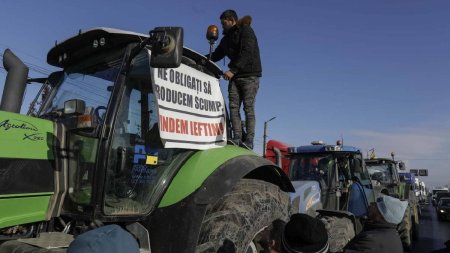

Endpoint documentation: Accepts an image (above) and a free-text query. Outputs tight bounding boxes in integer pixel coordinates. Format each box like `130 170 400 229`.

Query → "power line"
0 44 47 63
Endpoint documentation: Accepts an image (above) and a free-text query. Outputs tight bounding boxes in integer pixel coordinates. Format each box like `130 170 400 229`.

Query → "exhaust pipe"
1 49 29 113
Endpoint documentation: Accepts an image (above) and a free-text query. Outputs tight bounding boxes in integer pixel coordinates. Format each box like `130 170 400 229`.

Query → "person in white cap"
343 194 408 253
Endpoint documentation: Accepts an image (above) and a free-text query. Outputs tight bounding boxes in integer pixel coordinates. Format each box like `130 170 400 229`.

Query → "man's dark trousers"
228 76 260 147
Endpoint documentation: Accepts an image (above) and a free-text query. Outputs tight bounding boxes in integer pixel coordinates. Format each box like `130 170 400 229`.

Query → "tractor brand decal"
0 119 44 142
131 144 159 184
151 56 227 150
0 112 53 159
0 119 38 132
23 133 44 141
133 144 159 165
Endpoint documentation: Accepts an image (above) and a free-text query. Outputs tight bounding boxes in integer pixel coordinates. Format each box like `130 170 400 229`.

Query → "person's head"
282 214 329 253
258 219 286 253
67 225 139 253
220 9 238 32
369 194 408 224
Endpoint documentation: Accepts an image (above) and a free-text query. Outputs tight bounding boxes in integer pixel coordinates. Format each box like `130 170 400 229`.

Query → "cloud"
349 127 450 188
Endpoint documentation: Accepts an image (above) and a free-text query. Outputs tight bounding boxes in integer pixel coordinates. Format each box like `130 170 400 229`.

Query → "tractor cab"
365 158 402 197
287 141 374 216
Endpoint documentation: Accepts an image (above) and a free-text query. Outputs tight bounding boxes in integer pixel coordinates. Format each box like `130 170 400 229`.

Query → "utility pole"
263 116 276 157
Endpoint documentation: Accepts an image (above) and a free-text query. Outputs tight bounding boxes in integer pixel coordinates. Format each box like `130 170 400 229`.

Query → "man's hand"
223 70 235 80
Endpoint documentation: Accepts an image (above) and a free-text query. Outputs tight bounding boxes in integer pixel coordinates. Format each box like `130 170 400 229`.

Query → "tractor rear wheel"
195 178 291 253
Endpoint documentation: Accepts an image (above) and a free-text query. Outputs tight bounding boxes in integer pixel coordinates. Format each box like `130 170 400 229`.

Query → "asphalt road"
410 200 450 253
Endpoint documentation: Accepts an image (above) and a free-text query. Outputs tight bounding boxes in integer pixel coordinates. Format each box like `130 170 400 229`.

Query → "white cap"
376 194 408 224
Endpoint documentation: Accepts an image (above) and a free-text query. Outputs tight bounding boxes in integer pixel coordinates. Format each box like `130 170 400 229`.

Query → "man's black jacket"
209 16 262 78
343 221 403 253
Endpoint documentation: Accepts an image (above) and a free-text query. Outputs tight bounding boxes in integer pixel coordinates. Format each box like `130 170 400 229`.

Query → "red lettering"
194 122 199 136
179 119 188 134
168 117 175 132
160 115 168 132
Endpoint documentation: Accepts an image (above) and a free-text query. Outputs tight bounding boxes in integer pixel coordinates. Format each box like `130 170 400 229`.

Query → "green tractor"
0 27 294 253
365 153 419 251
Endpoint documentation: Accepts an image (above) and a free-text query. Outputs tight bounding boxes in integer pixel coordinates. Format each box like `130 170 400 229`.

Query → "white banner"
151 60 227 150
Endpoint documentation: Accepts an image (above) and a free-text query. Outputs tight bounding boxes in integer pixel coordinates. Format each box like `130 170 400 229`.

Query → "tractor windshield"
289 154 334 189
289 152 371 187
289 152 373 212
366 163 395 185
40 48 124 119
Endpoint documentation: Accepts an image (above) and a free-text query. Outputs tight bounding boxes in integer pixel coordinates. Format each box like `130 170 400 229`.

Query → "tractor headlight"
306 197 314 210
440 209 446 213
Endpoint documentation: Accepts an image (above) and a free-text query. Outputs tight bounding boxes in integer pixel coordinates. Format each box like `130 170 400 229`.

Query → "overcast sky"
1 0 449 188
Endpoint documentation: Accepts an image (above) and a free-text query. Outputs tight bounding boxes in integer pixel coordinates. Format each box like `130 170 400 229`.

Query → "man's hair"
258 220 285 253
220 9 238 21
271 220 285 252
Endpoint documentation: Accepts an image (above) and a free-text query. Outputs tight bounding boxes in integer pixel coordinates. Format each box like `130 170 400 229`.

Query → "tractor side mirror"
149 27 183 68
398 162 405 170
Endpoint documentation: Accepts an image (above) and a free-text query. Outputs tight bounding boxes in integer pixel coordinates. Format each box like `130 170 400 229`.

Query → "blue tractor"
267 140 375 252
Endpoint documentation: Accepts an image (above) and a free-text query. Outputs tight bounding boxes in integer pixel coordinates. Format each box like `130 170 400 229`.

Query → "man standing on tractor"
207 9 262 149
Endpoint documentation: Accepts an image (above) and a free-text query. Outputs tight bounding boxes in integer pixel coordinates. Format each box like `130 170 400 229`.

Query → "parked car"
436 197 450 221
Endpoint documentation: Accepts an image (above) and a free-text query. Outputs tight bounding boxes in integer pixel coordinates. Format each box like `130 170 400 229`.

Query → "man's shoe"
228 138 242 146
241 140 253 150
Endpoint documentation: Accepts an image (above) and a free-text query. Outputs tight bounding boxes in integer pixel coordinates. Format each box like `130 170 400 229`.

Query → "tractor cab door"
101 49 187 217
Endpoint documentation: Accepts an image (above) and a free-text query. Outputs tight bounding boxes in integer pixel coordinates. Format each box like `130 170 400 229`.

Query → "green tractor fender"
158 145 293 208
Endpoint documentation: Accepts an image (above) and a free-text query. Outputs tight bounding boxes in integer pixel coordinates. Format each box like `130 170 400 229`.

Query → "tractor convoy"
0 26 426 252
0 27 294 253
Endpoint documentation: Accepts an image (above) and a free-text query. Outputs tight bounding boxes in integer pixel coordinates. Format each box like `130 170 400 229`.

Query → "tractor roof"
365 158 396 164
47 27 221 77
288 144 360 154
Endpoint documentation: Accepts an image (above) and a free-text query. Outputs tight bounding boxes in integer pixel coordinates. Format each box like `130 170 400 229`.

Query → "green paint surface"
0 193 53 228
0 111 54 159
158 145 255 207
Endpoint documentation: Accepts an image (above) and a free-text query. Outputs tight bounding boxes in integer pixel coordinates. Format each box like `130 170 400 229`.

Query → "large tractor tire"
195 179 291 253
320 216 355 253
398 205 413 251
